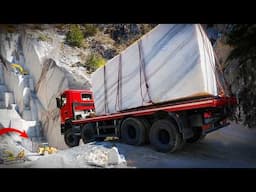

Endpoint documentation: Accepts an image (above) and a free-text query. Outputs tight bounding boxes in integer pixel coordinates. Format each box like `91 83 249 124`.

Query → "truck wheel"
81 124 96 144
121 118 147 145
149 119 183 152
186 127 205 143
64 129 80 147
141 119 151 144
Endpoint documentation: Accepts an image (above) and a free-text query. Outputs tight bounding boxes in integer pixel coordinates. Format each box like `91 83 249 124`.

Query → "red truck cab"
56 90 95 134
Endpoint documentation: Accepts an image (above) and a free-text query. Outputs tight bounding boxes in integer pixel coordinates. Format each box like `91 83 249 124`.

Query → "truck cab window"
82 93 92 101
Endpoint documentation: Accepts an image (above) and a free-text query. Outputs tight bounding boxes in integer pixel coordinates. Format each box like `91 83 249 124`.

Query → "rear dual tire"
149 119 184 152
121 117 184 152
121 118 148 146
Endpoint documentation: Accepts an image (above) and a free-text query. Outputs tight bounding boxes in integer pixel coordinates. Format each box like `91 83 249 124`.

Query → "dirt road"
121 123 256 168
1 123 256 168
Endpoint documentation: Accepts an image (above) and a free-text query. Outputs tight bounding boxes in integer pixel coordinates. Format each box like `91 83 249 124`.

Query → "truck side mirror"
56 97 62 108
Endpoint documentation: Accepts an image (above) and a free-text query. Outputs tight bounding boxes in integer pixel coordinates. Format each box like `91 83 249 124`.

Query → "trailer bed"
72 96 236 125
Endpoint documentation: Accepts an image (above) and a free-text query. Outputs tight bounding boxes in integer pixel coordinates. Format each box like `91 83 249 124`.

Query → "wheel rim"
127 125 136 139
67 133 75 145
158 129 170 144
149 119 182 152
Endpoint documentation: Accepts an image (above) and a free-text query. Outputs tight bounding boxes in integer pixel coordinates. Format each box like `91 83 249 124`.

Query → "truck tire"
64 129 80 147
186 127 206 143
141 119 151 144
149 119 183 152
81 123 96 144
121 118 147 146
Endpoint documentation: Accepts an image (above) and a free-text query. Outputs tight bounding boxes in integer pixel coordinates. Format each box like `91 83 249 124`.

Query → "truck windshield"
81 93 92 100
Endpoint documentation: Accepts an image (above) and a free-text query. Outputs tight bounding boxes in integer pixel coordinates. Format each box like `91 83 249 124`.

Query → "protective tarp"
92 24 222 115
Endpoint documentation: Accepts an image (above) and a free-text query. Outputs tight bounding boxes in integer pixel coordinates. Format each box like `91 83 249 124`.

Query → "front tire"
64 129 80 147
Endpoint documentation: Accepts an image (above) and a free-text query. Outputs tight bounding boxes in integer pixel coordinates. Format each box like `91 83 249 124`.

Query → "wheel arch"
153 110 184 136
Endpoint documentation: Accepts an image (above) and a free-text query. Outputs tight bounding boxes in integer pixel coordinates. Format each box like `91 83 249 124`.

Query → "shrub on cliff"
66 25 84 47
84 53 106 73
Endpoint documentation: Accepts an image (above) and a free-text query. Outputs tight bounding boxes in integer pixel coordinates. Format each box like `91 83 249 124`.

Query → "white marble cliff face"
0 29 91 149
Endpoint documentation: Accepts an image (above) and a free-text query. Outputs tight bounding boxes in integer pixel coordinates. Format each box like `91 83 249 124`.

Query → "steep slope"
0 27 91 149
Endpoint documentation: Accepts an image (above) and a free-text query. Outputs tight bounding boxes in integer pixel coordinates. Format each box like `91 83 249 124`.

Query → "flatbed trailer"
57 91 237 152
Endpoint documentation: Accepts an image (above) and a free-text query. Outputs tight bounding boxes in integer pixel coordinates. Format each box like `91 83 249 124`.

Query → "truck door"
60 93 70 121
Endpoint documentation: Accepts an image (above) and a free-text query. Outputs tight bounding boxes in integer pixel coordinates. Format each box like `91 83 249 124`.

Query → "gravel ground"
1 123 256 168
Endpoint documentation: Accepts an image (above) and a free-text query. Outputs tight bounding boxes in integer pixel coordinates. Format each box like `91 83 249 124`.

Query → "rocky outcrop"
209 24 256 128
0 27 91 149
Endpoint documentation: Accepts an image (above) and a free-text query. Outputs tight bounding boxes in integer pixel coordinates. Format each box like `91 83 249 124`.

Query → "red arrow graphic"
0 128 29 139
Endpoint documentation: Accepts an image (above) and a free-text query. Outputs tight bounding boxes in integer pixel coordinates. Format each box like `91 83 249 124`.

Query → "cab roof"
62 89 92 94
